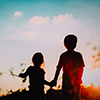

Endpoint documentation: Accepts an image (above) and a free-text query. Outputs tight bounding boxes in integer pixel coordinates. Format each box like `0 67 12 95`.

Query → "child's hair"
32 52 44 66
64 34 77 50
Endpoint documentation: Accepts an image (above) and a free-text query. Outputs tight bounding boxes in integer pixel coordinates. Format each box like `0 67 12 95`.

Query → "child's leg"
62 73 73 100
62 88 73 100
29 90 40 100
73 84 81 100
40 90 45 100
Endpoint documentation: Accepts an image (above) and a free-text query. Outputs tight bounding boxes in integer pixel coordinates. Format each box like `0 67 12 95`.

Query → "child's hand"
50 80 57 87
18 73 23 77
48 82 51 87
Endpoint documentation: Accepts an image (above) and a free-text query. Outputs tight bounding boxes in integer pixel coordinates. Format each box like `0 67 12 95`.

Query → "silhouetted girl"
19 52 50 100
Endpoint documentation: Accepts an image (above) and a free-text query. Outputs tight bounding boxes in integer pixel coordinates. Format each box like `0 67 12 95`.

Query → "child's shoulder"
27 66 45 73
74 51 83 56
40 68 45 74
60 51 68 58
26 66 33 71
28 66 33 69
60 50 82 57
60 51 67 56
59 51 69 59
34 66 45 74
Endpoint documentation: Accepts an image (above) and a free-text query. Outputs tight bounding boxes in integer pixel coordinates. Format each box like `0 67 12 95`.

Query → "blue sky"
0 0 100 93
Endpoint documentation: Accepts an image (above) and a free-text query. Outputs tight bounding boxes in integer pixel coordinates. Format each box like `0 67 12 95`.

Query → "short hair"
32 52 44 66
64 34 77 50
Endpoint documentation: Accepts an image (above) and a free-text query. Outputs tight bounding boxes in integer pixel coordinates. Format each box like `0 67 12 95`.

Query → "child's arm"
50 55 63 87
18 73 27 78
54 67 61 82
50 67 61 87
18 67 30 78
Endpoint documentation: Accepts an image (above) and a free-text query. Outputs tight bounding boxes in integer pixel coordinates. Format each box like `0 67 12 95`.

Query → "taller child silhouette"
19 52 50 100
50 34 85 100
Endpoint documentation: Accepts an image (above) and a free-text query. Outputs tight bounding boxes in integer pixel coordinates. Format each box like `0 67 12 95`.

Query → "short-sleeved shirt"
57 50 85 84
24 66 45 91
57 54 73 74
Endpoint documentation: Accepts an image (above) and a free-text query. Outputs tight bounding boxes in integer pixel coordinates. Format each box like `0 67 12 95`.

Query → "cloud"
22 13 81 37
29 14 73 25
51 13 73 24
29 16 50 25
6 13 93 43
14 11 22 16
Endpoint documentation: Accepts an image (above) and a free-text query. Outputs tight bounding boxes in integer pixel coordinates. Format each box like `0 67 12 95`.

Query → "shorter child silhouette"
19 52 50 100
50 34 85 100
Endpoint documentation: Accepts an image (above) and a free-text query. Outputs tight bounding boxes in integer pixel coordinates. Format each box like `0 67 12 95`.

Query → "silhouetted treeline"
1 85 100 100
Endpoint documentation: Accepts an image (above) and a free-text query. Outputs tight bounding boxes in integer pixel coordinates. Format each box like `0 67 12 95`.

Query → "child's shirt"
56 50 85 84
21 66 45 91
57 54 73 74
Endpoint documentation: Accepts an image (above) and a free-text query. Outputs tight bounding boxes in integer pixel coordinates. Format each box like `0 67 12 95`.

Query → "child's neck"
34 65 40 68
68 49 74 52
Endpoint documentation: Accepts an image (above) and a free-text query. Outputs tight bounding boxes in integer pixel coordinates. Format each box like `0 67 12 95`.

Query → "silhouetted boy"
19 52 50 100
50 34 85 100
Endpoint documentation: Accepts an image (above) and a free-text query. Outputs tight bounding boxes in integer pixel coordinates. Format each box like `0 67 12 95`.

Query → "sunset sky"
0 0 100 94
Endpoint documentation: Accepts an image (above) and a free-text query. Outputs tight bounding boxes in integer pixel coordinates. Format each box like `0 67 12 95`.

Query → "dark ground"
0 85 100 100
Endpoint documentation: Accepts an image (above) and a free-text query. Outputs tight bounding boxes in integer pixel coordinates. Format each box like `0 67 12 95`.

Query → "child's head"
64 34 77 50
32 52 44 66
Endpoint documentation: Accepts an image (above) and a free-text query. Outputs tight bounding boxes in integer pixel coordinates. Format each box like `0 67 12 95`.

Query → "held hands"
50 79 57 87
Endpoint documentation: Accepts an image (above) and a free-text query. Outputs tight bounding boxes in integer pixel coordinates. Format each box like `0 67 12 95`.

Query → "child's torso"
28 66 45 90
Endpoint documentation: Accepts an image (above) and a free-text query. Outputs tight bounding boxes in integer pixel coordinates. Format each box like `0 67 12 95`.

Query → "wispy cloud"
51 13 73 24
22 13 80 37
4 13 97 44
14 11 22 17
29 16 50 25
28 14 73 25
